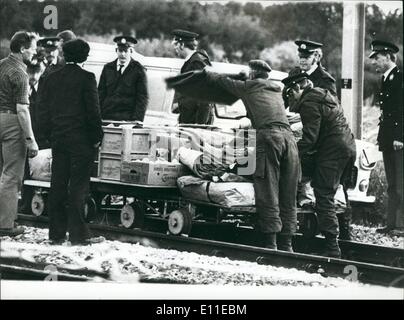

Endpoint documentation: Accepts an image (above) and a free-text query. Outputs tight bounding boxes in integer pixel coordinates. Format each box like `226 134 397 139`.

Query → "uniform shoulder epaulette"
130 59 146 70
320 68 336 82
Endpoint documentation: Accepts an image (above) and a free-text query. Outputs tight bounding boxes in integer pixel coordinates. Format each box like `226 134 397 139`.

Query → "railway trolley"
22 177 319 238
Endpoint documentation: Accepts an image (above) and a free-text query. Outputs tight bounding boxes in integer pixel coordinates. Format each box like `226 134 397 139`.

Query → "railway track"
6 213 404 287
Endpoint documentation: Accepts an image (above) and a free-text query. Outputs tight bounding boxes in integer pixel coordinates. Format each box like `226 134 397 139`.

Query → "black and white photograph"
0 0 403 304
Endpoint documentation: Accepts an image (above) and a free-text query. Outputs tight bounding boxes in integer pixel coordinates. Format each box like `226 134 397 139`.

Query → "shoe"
70 236 105 246
0 226 25 237
277 234 294 252
323 232 341 258
263 232 277 250
376 227 393 234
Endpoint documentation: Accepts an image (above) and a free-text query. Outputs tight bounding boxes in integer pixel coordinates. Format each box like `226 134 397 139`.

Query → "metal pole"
341 1 365 139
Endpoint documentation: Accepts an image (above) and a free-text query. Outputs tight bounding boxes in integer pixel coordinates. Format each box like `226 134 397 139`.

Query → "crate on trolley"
98 125 159 181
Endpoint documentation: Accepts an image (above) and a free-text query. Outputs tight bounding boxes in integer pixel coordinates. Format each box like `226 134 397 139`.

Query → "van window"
146 67 177 113
216 100 247 119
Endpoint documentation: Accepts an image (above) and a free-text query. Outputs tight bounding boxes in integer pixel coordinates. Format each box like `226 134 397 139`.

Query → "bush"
0 38 10 59
362 104 387 224
367 160 388 224
259 41 298 72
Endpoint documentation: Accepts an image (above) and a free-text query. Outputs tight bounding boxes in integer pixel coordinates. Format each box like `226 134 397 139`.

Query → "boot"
323 232 341 258
263 232 277 250
277 234 293 252
338 209 352 241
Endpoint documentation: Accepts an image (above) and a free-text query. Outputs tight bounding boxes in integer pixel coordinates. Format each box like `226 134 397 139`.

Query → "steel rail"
0 263 95 282
14 214 404 287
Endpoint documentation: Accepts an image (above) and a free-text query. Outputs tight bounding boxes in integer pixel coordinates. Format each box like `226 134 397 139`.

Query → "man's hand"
26 139 39 158
393 140 403 151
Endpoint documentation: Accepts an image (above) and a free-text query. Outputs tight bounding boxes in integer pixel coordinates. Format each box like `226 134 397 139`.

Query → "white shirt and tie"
117 60 130 74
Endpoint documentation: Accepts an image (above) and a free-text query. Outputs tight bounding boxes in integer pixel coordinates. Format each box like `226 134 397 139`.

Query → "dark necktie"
30 85 37 100
118 64 124 75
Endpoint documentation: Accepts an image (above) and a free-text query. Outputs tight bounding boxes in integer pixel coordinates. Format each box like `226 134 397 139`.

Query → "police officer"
172 29 214 124
37 37 64 83
292 40 337 96
369 40 403 236
98 36 148 121
204 60 300 251
285 40 354 239
283 73 356 257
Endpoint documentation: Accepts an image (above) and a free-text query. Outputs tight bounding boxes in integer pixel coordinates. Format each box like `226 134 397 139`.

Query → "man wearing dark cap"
37 39 104 245
37 37 64 82
285 40 352 238
98 36 148 121
285 40 337 103
172 29 215 124
283 73 356 257
369 40 403 236
202 60 300 251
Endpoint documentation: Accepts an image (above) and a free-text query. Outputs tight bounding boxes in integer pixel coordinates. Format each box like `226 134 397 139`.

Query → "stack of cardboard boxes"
98 124 189 186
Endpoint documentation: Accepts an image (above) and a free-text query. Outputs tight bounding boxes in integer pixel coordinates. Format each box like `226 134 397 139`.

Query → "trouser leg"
254 131 283 234
20 155 33 212
383 150 404 228
48 145 69 240
278 134 300 235
0 117 26 228
67 144 94 242
312 158 349 236
195 104 213 125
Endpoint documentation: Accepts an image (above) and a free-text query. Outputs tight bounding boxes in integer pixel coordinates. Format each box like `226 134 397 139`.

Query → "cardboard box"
98 154 122 181
101 126 124 155
120 160 187 186
98 152 152 181
122 127 156 155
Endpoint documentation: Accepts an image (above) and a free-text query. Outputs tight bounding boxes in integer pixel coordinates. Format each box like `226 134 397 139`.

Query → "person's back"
298 87 355 160
39 64 101 144
239 78 290 130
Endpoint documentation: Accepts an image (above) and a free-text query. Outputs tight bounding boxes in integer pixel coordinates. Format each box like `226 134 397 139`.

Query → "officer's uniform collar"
383 64 397 82
184 50 197 63
306 63 318 75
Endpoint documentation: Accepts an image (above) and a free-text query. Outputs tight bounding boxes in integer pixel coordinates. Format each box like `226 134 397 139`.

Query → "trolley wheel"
302 211 319 238
168 209 192 235
120 202 145 229
31 193 47 216
83 196 97 222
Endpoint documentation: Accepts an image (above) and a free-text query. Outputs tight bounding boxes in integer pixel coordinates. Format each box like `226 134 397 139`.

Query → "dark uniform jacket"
205 72 290 130
283 64 337 107
29 84 50 149
38 57 65 87
307 64 337 96
176 50 214 124
37 64 103 146
292 87 356 162
377 66 403 151
98 58 148 121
